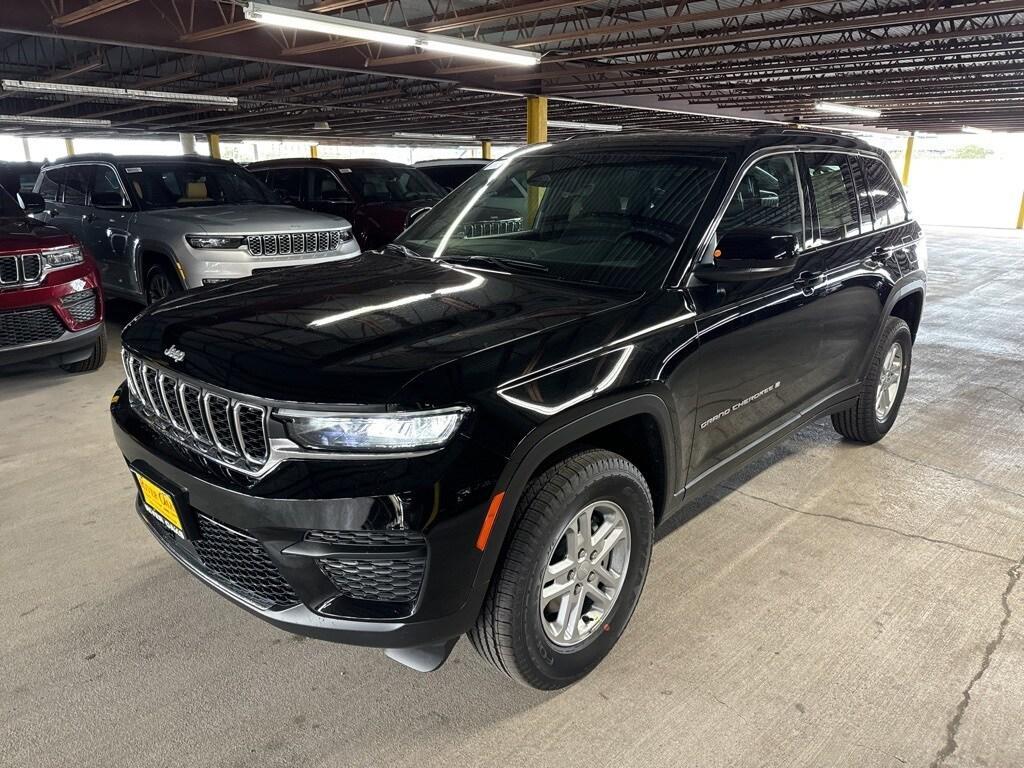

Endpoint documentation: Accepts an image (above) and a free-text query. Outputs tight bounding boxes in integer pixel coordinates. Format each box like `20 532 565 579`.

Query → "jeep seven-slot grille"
0 307 65 349
0 253 43 286
122 350 270 473
246 230 344 257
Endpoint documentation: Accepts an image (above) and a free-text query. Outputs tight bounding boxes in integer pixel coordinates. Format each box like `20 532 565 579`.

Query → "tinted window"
128 163 273 209
0 187 23 218
61 166 91 205
805 153 860 243
719 154 802 237
17 172 37 193
850 157 874 234
420 165 481 191
309 168 352 202
399 151 722 291
345 166 442 204
37 170 59 202
863 157 907 229
265 167 304 201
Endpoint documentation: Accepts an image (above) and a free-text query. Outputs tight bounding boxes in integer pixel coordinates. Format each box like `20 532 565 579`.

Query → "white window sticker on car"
125 167 142 173
336 168 351 174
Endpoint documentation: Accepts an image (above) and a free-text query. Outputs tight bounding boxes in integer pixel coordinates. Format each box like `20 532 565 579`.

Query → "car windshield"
127 162 274 210
397 149 723 291
345 166 443 204
0 187 24 218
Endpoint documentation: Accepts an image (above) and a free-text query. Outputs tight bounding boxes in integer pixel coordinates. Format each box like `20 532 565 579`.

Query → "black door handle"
794 270 824 294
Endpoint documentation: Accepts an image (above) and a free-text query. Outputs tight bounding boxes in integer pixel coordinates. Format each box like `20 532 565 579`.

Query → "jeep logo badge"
164 345 185 363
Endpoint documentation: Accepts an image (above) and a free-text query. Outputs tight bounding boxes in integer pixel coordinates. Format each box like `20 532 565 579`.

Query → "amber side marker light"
475 492 505 551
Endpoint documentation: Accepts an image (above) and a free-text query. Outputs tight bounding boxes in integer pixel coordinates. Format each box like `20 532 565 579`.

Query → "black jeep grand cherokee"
111 130 925 689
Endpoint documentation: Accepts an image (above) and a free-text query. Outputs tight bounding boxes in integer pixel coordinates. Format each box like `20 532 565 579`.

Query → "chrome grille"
245 230 346 257
463 218 523 239
0 253 44 287
122 351 269 473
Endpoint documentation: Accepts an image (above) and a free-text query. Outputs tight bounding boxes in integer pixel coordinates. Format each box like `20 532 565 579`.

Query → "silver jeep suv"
34 154 359 304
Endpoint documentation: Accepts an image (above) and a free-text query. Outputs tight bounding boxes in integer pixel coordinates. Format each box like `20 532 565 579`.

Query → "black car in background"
249 158 444 249
0 161 41 198
415 158 490 191
112 129 925 689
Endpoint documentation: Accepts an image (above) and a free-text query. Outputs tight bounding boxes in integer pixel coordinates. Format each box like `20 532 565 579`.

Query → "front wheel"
469 449 654 689
831 316 913 443
144 262 183 305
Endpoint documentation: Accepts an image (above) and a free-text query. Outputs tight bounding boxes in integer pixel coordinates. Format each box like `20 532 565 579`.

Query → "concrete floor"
1 227 1022 768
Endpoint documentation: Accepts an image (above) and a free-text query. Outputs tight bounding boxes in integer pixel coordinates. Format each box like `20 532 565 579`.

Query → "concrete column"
526 96 548 144
21 137 31 162
310 144 319 158
481 139 492 160
179 132 196 154
206 133 221 159
64 138 75 157
901 133 915 187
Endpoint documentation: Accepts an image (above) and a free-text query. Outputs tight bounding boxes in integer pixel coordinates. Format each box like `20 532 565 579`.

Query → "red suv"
0 188 105 373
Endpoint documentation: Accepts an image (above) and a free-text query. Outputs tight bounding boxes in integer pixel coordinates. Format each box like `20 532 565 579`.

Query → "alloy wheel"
539 500 631 647
875 341 904 421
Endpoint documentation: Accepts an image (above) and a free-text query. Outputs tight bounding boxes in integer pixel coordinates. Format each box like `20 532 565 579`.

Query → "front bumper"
181 242 361 288
111 384 495 649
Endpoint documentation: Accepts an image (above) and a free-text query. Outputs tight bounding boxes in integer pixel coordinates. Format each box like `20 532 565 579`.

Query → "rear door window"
309 168 353 202
804 153 860 243
862 157 908 229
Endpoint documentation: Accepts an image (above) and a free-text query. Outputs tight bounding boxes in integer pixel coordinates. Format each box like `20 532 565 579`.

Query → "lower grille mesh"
317 557 425 603
61 289 98 323
0 307 64 349
192 514 298 609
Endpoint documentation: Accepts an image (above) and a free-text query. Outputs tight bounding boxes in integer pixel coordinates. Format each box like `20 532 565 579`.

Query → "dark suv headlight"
277 407 469 452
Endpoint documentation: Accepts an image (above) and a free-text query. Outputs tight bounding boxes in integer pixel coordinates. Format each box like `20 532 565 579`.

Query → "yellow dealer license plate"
134 472 185 537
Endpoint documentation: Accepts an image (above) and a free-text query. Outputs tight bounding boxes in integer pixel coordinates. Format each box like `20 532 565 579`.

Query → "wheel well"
140 250 181 288
534 414 669 524
890 291 923 341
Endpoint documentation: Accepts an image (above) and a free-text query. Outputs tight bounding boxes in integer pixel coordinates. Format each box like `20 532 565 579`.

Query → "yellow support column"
207 133 221 159
901 133 915 186
64 138 75 157
526 96 548 144
1016 190 1024 230
481 139 492 160
310 144 319 158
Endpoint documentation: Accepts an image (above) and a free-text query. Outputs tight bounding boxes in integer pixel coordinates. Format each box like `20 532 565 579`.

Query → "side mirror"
17 191 45 214
406 206 432 227
693 229 799 282
91 190 129 209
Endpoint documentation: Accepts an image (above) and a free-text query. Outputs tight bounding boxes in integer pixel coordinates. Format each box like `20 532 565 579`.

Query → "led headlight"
280 407 469 452
185 234 245 249
42 245 84 269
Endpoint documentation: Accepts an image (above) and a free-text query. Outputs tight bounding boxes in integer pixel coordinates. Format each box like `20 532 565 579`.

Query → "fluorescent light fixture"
961 125 992 134
0 114 112 127
393 132 478 141
244 2 541 66
313 121 330 130
1 79 237 107
549 119 622 132
814 101 882 119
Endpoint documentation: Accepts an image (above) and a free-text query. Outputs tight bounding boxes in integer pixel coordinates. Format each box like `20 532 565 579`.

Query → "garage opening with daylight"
0 2 1021 767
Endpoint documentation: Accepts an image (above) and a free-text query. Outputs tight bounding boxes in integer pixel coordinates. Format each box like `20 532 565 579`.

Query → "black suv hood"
121 252 631 403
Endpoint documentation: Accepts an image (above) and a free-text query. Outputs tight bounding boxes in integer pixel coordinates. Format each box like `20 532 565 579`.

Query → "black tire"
469 448 655 689
144 261 183 305
60 332 106 373
831 316 912 443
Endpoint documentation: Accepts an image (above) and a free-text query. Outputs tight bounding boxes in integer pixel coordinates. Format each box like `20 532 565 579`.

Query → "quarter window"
863 157 908 229
718 154 803 238
805 153 860 243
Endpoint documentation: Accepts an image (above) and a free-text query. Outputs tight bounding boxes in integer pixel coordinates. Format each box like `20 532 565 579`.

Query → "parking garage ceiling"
0 0 1021 141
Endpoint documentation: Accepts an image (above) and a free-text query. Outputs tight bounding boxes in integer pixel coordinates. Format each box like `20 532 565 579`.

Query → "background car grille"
60 289 99 324
0 307 65 349
246 230 345 256
317 557 425 604
463 218 523 239
0 253 43 286
122 351 270 474
305 529 425 547
191 514 298 610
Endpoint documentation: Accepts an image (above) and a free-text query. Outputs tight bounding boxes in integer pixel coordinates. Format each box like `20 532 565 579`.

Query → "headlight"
280 407 469 452
185 235 245 249
43 245 83 269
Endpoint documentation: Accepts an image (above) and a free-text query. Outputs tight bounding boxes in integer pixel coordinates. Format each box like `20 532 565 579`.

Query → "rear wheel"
144 261 183 305
469 449 654 689
831 316 912 443
60 333 106 373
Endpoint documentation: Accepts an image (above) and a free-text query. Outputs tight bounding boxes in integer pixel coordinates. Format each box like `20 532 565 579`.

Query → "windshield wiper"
384 242 427 259
441 254 549 274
